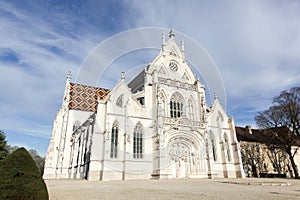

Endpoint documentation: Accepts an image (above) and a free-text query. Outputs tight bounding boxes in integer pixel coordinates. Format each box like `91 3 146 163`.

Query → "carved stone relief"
116 94 124 108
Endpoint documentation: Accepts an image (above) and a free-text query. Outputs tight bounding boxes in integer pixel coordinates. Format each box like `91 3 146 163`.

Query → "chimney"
245 125 252 134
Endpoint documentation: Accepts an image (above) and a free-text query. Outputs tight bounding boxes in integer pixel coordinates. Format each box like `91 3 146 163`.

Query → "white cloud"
0 2 105 139
1 0 300 153
128 0 300 124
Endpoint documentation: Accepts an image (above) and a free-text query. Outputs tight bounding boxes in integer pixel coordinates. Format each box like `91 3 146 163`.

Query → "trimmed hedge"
0 147 48 199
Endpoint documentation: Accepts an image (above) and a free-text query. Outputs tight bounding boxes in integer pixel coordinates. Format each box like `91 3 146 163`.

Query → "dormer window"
137 97 145 105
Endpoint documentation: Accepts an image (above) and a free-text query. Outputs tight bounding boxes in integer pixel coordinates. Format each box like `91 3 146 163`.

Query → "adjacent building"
236 126 300 178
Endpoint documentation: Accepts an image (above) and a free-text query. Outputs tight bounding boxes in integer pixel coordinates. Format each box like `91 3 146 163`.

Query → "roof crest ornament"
214 92 218 100
162 32 166 51
181 40 185 61
67 70 71 81
169 29 175 39
121 71 125 80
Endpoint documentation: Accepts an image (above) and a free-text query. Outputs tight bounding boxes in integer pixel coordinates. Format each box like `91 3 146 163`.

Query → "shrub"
0 147 48 199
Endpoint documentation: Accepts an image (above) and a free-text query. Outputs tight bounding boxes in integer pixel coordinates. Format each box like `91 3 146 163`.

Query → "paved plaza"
46 178 300 200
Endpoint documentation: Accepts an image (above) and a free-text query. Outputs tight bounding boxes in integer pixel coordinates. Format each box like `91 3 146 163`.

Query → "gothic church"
44 30 245 180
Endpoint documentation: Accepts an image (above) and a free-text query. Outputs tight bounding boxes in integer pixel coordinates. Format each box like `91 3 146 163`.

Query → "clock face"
169 61 178 72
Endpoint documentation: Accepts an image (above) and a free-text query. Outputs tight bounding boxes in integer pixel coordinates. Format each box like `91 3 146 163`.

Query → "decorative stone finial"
169 29 175 39
214 92 218 100
181 40 184 51
181 40 185 61
121 72 125 80
162 32 166 51
67 70 71 81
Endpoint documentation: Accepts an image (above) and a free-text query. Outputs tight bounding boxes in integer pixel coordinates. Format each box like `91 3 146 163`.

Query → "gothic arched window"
73 120 81 131
211 133 217 162
110 122 119 158
224 133 231 162
170 92 184 118
133 122 143 159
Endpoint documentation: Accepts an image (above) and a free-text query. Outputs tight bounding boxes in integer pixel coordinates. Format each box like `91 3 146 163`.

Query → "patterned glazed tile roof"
69 83 110 112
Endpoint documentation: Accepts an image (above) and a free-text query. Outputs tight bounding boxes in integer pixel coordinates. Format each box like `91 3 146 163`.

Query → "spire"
214 92 218 100
181 40 184 52
62 70 71 110
181 40 185 61
66 70 71 82
169 29 175 39
121 71 125 80
162 32 166 51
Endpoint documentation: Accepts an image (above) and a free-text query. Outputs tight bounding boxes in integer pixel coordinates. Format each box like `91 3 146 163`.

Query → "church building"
43 30 245 181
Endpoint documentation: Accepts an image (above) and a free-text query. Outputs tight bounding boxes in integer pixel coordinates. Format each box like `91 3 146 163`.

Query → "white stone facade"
44 31 245 180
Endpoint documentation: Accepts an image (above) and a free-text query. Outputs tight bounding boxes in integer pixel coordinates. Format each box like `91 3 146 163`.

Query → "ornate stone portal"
163 132 206 179
169 140 190 178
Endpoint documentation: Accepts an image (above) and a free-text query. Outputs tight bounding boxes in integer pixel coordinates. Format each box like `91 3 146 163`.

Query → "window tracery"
110 121 119 158
210 133 217 162
170 92 184 118
133 122 143 159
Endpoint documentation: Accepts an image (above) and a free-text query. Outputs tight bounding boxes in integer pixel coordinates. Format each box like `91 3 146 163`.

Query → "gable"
146 36 196 84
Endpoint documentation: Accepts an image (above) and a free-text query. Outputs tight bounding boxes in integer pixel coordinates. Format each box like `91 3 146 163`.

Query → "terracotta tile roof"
235 126 300 146
68 83 110 112
235 126 270 143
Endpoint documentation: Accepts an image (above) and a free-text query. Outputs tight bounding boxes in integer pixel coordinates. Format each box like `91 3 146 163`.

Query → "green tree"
255 87 300 179
7 145 45 175
0 130 9 160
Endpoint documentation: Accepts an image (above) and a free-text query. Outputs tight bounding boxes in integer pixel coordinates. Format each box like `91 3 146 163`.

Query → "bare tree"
255 87 300 179
7 145 19 154
266 145 288 174
240 142 267 177
29 149 45 175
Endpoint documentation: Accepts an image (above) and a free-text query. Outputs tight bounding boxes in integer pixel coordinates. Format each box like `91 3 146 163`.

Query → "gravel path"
45 178 300 200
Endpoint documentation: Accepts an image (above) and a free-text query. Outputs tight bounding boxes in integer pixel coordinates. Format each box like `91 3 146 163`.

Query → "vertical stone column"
228 118 245 178
205 138 213 179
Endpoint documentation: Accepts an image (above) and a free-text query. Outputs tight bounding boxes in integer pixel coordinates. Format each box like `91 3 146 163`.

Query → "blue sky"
1 0 300 156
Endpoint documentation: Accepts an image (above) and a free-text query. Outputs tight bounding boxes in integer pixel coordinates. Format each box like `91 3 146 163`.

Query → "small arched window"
170 92 184 118
110 122 119 158
133 122 143 159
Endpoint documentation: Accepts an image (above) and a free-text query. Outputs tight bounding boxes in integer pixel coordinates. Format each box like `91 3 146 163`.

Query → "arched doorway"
167 136 201 179
169 142 190 178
